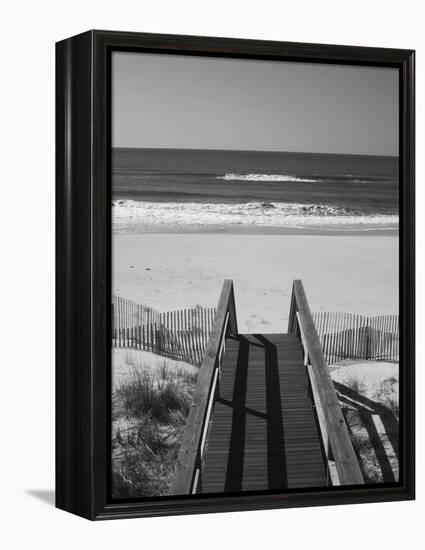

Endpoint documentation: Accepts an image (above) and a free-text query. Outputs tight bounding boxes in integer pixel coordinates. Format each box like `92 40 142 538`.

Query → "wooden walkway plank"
201 333 328 493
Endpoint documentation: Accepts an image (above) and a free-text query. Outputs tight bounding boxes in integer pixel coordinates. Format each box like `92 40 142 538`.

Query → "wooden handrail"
170 280 238 495
288 280 364 486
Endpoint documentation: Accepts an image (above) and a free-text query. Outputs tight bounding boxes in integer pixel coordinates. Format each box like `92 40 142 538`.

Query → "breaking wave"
217 173 319 183
112 200 399 233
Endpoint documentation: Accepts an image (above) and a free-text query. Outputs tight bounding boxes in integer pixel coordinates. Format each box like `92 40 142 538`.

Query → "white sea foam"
217 173 319 183
112 200 399 233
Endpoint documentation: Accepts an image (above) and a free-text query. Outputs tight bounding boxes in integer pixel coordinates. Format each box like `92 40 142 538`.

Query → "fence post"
366 324 371 360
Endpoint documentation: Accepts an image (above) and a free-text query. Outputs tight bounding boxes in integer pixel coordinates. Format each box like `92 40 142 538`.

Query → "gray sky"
112 52 399 156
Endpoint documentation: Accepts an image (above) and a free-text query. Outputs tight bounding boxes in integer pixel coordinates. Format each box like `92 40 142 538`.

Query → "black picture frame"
56 29 415 520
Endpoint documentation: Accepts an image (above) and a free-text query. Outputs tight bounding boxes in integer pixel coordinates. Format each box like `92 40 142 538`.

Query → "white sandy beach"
112 233 398 333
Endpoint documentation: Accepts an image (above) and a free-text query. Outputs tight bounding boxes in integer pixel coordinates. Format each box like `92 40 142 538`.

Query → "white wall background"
0 0 422 547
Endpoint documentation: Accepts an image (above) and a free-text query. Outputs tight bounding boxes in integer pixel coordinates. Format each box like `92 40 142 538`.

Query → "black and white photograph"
1 0 420 543
110 52 400 498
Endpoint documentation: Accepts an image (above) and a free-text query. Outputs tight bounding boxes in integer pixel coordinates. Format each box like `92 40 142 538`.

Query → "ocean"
112 148 399 233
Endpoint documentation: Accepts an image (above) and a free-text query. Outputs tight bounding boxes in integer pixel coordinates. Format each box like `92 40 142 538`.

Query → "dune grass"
112 358 197 498
336 372 399 484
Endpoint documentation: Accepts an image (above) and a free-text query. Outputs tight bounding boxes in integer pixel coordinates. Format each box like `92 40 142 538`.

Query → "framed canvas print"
56 30 415 520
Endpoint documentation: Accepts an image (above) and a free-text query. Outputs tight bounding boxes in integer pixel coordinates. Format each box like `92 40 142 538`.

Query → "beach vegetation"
336 371 399 484
112 358 197 498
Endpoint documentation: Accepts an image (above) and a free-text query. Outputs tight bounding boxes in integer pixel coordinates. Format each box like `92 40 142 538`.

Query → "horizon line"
111 145 399 158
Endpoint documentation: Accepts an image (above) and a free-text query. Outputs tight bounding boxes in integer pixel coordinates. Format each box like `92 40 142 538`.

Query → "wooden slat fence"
112 295 216 367
312 312 399 365
112 295 161 329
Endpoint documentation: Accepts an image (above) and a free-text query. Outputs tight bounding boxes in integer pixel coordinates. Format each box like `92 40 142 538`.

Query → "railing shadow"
334 381 399 482
224 335 250 492
255 335 288 490
218 334 288 492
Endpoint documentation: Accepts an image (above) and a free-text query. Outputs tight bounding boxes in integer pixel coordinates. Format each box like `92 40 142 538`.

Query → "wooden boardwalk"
170 280 364 495
201 333 328 493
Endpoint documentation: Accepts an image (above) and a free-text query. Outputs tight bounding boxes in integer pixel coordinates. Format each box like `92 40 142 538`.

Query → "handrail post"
287 283 297 334
170 280 237 495
227 280 238 336
290 279 364 486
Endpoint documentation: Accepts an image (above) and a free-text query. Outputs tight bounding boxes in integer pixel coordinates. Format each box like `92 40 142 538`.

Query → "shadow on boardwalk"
202 333 327 493
220 335 288 492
